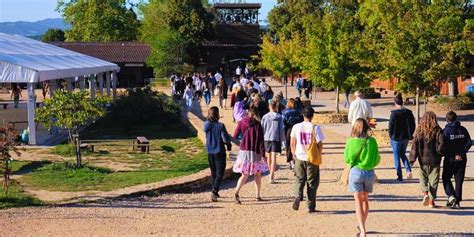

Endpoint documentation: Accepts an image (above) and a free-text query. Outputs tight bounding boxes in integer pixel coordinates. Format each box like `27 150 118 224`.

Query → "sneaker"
407 172 413 180
446 196 457 207
453 203 461 209
308 209 316 213
211 193 218 202
422 195 430 206
292 196 301 211
429 200 436 208
397 176 403 182
234 193 241 205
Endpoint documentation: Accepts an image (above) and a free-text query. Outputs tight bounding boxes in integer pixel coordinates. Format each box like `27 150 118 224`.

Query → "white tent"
0 33 120 145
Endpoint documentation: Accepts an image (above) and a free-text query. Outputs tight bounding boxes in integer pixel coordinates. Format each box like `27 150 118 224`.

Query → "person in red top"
232 107 268 204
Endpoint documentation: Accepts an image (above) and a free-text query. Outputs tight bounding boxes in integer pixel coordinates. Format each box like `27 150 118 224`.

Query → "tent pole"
27 83 37 145
89 74 96 99
106 72 111 96
112 71 117 99
98 72 104 95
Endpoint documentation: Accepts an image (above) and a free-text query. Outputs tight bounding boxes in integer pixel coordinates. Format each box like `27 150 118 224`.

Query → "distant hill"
0 18 68 37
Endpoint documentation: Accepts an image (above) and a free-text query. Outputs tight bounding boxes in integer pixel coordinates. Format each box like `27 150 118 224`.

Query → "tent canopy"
0 33 120 83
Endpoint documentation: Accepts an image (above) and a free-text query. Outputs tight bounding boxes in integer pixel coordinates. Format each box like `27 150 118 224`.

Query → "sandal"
234 193 241 204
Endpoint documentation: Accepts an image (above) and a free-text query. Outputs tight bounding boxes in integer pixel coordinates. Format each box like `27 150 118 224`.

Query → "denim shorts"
349 167 375 193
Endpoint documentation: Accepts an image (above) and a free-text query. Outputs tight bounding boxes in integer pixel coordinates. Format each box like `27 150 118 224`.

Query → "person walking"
344 118 381 237
183 83 194 110
290 106 325 213
283 99 303 169
204 107 231 202
233 88 247 123
409 111 445 208
10 84 22 108
203 80 212 107
389 94 416 181
348 91 373 126
343 87 352 108
442 111 472 209
233 107 269 204
296 75 303 98
217 79 228 109
261 100 286 183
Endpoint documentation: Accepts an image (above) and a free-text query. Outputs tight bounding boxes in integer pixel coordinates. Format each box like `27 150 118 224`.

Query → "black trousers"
208 153 227 194
285 125 295 163
442 156 467 203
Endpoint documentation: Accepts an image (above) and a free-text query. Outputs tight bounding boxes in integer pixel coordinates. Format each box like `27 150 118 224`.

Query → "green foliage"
433 93 473 105
41 28 65 42
51 143 91 157
35 90 110 136
57 0 140 41
109 88 180 131
0 183 42 209
140 0 212 77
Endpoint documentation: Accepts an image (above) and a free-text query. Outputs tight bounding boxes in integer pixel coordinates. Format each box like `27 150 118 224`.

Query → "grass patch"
51 143 91 157
21 154 208 192
0 183 42 209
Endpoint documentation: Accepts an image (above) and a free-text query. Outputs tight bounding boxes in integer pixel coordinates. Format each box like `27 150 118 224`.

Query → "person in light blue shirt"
261 100 285 183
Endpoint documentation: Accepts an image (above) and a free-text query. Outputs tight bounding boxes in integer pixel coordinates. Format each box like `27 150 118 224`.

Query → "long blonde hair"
414 111 441 141
351 118 372 138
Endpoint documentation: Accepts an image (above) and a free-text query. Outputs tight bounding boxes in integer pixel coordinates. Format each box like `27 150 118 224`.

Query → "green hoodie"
344 137 381 170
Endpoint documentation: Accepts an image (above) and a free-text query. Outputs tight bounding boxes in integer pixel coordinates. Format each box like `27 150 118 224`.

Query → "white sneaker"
407 172 413 180
422 195 430 206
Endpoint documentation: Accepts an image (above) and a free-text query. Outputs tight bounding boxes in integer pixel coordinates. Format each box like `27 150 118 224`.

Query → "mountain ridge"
0 18 68 37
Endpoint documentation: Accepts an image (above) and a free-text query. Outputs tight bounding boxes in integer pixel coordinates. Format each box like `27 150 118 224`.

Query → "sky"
0 0 277 23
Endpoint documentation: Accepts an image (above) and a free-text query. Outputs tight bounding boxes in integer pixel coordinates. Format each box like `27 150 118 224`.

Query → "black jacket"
388 108 416 141
443 121 472 158
409 127 445 166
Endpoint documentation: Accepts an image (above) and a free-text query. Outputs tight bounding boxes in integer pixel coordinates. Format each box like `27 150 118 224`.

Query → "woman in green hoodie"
344 118 381 237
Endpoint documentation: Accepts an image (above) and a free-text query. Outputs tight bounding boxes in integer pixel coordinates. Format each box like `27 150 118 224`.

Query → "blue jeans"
204 92 211 105
349 167 375 193
390 139 411 178
186 97 193 109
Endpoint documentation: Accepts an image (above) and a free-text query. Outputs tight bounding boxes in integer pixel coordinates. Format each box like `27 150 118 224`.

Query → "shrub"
109 88 180 131
433 94 472 105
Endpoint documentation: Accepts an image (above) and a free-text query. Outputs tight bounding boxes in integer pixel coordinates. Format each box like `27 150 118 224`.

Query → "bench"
133 136 150 154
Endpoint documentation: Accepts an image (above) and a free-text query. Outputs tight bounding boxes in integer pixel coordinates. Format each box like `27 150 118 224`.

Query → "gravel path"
1 80 473 236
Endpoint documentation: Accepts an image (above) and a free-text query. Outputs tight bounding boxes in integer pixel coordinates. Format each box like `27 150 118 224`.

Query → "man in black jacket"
442 111 472 209
389 94 416 181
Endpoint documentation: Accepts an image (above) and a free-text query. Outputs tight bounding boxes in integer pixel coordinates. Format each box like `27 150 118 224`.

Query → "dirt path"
1 79 473 236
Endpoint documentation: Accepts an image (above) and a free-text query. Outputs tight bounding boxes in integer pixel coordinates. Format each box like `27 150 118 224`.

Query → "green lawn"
19 113 209 192
0 161 43 209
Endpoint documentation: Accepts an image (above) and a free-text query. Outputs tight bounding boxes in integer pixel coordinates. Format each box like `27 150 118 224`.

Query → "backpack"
306 126 322 165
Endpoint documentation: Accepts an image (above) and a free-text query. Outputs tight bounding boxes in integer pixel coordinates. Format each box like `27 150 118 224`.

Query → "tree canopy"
41 28 65 42
140 0 212 77
57 0 140 42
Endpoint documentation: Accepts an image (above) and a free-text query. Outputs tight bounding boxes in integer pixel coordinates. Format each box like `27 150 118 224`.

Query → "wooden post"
26 83 37 145
416 87 420 124
335 86 340 114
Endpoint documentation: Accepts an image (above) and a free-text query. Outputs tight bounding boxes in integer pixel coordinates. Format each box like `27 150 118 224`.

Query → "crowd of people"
172 71 471 237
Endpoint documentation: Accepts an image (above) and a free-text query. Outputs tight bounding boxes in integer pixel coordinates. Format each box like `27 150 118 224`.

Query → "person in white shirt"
236 66 242 76
290 106 324 213
260 78 269 94
348 91 373 126
214 71 222 83
240 76 249 87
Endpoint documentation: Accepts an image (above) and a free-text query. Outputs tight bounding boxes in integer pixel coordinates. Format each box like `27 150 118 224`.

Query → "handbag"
339 138 368 185
307 126 322 165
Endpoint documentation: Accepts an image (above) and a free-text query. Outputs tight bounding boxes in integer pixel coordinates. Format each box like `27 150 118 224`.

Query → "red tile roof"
50 42 151 64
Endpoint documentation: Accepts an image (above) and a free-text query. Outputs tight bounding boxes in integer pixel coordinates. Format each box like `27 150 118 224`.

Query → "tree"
305 2 370 114
0 126 20 194
57 0 140 42
140 0 212 77
41 28 65 42
36 90 110 167
358 1 473 120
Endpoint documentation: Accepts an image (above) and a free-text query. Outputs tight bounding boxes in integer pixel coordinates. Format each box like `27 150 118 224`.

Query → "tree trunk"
423 90 427 113
73 130 82 167
335 86 340 114
284 75 288 100
416 87 420 124
447 77 458 97
290 73 294 87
